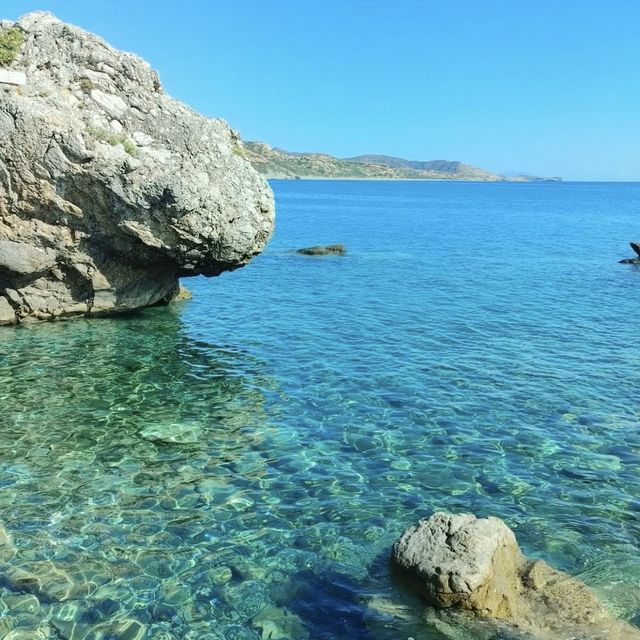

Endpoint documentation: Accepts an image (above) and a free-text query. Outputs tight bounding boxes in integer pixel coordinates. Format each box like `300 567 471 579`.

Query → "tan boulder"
392 512 640 640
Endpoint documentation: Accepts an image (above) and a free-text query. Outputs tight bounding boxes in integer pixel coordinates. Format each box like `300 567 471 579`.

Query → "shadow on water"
270 551 531 640
272 568 374 639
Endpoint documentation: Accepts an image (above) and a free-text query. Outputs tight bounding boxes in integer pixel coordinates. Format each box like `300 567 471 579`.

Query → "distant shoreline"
264 175 562 183
244 142 563 182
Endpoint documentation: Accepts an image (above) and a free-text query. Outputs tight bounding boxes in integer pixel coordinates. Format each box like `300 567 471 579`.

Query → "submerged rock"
619 241 640 264
296 244 346 256
140 421 203 444
392 512 640 640
5 560 95 602
0 523 15 558
0 12 274 324
252 604 309 639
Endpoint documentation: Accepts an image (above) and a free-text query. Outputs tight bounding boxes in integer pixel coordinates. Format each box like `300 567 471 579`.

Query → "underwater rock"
0 523 16 559
3 594 41 616
95 618 147 640
139 421 203 444
392 512 640 640
252 604 309 640
0 12 274 324
2 630 50 640
296 244 346 256
5 560 95 603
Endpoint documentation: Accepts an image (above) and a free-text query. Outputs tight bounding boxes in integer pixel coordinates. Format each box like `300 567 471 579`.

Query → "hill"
345 155 502 180
241 143 561 182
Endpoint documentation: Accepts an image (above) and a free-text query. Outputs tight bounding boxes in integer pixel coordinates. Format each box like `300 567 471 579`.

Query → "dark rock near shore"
296 244 346 256
620 242 640 264
0 12 274 324
392 512 640 640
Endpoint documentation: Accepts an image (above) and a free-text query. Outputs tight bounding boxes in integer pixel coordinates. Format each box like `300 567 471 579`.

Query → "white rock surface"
0 12 274 324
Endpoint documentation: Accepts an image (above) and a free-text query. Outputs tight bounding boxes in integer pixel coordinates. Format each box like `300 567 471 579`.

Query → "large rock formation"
392 512 640 640
0 12 274 324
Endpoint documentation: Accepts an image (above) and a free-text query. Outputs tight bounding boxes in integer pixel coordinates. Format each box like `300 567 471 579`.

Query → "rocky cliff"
0 12 274 324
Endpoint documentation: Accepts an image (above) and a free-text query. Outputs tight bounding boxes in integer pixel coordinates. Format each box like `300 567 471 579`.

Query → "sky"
6 0 640 180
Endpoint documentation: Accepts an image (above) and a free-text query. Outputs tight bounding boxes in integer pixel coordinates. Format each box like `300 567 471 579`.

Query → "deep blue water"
0 180 639 639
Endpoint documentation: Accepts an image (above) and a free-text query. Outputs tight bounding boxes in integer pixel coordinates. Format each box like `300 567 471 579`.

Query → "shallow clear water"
1 180 639 639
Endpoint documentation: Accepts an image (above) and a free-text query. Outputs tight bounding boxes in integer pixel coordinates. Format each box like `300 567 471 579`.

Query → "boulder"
392 512 640 640
0 295 15 324
296 244 346 256
620 241 640 264
0 12 274 324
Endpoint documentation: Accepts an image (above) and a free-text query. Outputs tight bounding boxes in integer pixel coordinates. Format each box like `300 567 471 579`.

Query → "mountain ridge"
242 142 561 182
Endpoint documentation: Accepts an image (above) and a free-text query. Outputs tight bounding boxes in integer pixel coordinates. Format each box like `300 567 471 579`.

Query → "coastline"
264 175 562 183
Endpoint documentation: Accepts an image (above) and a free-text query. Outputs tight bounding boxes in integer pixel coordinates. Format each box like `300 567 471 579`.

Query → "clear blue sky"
7 1 640 180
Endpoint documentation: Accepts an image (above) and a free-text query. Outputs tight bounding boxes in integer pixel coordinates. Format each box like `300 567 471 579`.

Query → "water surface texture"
1 180 639 639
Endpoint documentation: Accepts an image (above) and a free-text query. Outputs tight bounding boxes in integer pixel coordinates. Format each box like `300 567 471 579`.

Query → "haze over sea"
1 180 639 638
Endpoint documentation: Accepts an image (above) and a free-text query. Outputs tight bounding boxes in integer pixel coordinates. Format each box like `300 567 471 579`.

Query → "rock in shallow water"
619 241 640 264
392 512 640 640
0 12 274 324
296 244 346 256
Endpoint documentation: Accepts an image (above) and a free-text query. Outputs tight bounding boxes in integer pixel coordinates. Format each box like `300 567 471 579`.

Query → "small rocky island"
296 244 346 256
0 12 274 325
393 512 640 640
620 241 640 264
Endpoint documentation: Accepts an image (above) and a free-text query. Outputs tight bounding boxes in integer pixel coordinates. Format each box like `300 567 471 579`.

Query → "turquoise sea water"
0 180 639 639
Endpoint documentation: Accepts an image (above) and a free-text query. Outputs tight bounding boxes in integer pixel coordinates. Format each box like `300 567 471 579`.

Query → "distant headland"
241 142 562 182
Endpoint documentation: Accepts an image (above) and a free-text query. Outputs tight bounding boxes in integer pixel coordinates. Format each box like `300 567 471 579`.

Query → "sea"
0 180 639 639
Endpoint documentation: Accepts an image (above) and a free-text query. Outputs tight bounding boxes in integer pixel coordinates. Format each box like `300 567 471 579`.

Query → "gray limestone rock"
296 244 346 256
0 12 274 323
0 295 15 324
392 512 640 640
